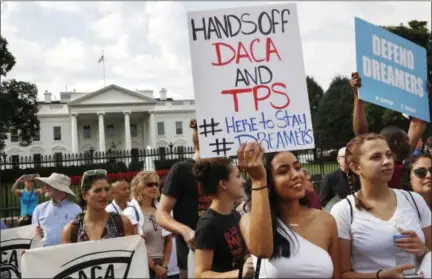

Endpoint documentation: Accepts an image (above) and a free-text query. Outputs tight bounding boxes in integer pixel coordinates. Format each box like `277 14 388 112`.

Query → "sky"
1 1 431 101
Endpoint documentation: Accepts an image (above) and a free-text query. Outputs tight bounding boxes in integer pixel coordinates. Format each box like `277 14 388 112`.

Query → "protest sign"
21 235 149 279
187 3 314 158
355 17 430 122
0 225 41 279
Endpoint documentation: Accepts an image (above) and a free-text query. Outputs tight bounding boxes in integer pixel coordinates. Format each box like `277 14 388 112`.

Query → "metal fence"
0 144 340 226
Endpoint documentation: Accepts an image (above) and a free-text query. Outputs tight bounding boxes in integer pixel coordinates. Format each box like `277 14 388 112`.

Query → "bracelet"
252 185 268 191
376 269 383 279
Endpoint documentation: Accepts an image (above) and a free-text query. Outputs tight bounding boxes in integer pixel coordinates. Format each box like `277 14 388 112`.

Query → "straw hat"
34 173 76 197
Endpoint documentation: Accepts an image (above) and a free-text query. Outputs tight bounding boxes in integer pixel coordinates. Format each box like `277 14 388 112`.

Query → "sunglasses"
413 167 432 179
83 169 108 176
145 182 159 188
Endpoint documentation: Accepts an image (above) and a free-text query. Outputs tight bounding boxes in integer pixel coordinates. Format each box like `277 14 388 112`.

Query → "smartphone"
21 174 38 181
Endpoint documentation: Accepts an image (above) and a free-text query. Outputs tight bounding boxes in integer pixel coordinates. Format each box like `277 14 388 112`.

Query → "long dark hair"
244 151 309 259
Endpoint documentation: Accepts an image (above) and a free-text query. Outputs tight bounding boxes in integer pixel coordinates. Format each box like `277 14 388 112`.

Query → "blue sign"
355 17 429 122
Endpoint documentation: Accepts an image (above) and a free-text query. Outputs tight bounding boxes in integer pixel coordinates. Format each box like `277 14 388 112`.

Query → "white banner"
187 3 314 158
21 235 149 278
0 225 41 279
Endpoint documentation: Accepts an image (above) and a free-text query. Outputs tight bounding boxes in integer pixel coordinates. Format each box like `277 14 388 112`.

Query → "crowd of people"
1 72 431 279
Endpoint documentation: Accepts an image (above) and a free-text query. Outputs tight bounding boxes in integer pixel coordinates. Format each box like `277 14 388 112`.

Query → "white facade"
4 85 196 158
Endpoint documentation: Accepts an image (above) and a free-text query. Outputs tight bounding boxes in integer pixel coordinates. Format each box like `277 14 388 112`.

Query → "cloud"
0 1 430 101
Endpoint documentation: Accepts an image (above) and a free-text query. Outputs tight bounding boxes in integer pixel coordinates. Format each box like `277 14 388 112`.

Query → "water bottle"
393 234 416 275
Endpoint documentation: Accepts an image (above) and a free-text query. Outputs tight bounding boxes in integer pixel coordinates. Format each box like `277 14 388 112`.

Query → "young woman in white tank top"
237 142 339 278
331 134 431 278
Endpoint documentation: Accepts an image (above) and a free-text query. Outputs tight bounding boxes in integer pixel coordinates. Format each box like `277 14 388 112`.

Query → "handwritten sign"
187 3 314 158
355 17 430 122
0 225 41 279
21 235 149 278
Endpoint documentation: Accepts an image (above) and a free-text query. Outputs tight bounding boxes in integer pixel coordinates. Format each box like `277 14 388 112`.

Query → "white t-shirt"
331 189 431 273
123 198 145 235
105 200 131 215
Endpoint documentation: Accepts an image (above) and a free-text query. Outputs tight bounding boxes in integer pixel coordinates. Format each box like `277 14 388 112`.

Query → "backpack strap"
109 212 125 237
70 215 83 243
127 205 140 223
402 190 421 220
346 197 354 224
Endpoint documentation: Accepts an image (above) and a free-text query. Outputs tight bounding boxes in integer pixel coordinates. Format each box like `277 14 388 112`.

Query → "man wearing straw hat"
32 173 82 247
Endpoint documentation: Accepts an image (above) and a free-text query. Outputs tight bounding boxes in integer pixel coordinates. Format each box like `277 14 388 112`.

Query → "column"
70 113 79 154
142 118 147 148
98 112 106 152
124 111 132 151
149 111 156 148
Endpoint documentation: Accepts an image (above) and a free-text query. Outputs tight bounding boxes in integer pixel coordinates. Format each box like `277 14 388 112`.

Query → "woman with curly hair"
124 171 173 279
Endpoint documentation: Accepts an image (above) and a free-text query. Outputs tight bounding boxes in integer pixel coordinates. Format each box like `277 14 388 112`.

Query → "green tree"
0 35 40 151
316 76 354 149
306 76 324 155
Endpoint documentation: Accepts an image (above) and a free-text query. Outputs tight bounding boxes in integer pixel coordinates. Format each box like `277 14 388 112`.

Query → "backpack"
70 212 125 243
346 190 421 224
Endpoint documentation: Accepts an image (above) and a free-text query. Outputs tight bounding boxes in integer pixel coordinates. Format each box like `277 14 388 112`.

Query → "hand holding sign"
237 142 266 183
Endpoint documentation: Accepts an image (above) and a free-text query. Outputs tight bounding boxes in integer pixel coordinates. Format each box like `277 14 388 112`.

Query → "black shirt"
319 169 349 206
195 209 246 273
162 159 212 269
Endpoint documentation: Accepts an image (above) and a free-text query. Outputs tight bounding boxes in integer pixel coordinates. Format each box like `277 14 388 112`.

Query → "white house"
4 84 196 161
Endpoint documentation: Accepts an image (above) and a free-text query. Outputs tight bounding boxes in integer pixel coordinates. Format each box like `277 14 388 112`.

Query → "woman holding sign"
61 169 135 243
192 157 254 278
238 142 339 278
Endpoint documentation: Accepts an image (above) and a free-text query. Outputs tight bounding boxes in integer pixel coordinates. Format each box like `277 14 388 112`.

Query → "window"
53 126 61 141
33 130 40 141
33 153 41 168
83 126 91 139
107 125 115 137
175 121 183 135
11 155 19 169
157 122 165 136
130 124 138 137
11 129 18 142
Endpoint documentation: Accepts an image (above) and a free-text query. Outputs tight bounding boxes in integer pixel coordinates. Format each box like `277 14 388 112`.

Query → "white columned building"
4 85 196 159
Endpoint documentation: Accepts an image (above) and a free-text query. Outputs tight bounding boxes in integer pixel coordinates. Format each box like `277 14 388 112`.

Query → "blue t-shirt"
20 190 38 216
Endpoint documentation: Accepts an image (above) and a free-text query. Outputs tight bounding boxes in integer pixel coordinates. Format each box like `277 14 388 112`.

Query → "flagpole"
102 50 106 87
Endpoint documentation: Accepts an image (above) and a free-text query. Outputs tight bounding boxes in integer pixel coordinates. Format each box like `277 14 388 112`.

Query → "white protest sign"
0 225 41 279
187 3 314 158
21 235 149 278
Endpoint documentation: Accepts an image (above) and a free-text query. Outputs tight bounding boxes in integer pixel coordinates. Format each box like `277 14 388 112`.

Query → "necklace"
289 223 299 227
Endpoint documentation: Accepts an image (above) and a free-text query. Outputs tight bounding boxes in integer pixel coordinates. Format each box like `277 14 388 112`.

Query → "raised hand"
237 142 266 183
350 72 362 96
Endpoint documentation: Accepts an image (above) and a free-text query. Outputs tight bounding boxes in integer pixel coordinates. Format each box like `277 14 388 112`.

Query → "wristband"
252 185 268 191
376 269 383 279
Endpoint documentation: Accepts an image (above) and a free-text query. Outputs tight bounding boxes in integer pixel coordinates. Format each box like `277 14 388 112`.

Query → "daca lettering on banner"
0 238 33 279
52 250 135 279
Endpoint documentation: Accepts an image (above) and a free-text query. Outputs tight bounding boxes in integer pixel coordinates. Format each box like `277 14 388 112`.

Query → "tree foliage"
306 76 324 140
0 35 40 151
315 76 354 149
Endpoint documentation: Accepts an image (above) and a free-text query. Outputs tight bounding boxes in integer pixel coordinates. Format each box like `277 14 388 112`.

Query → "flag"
98 54 104 63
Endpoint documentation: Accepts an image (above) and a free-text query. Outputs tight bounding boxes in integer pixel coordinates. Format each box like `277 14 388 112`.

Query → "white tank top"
253 219 333 278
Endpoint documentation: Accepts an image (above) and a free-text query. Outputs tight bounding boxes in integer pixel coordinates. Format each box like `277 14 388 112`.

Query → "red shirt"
388 162 404 189
306 188 322 210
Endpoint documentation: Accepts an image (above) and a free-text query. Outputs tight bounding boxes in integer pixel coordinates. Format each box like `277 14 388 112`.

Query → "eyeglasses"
413 167 432 179
145 182 159 188
149 215 158 231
